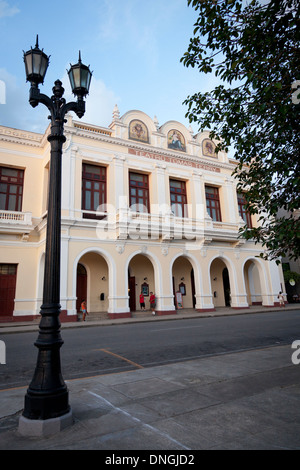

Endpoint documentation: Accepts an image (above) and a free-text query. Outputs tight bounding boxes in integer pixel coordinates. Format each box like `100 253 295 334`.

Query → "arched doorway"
128 254 155 312
172 257 195 309
222 267 231 306
76 252 109 314
210 258 232 307
76 263 87 313
244 259 263 306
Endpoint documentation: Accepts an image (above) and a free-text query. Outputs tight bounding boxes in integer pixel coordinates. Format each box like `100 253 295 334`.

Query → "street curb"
0 305 298 334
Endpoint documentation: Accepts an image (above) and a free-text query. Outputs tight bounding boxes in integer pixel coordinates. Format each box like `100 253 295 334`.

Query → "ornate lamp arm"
29 79 85 123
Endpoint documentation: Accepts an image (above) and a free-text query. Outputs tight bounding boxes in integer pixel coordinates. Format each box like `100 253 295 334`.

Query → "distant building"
0 108 285 322
277 207 300 303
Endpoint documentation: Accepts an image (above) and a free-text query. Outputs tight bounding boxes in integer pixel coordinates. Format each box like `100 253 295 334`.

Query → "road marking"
89 390 190 450
95 348 144 369
0 385 26 392
150 325 203 332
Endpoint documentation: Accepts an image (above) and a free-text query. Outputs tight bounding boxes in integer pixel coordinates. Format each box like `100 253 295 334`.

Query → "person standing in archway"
278 292 285 308
150 292 156 315
139 292 145 310
81 300 88 321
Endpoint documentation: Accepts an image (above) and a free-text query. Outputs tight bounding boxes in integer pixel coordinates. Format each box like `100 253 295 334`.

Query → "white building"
0 107 285 322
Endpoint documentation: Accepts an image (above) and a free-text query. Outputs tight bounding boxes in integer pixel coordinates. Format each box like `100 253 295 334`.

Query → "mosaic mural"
167 129 186 152
202 138 217 157
129 120 149 143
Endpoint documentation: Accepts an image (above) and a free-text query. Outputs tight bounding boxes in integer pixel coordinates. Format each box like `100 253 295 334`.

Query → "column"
107 244 131 319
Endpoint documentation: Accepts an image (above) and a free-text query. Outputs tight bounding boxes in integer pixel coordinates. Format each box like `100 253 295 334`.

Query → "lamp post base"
18 409 73 437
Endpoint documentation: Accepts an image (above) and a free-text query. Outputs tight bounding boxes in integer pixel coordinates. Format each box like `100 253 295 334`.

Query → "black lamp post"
21 36 92 424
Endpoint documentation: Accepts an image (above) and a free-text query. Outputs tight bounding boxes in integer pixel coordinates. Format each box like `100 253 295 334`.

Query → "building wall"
0 111 285 322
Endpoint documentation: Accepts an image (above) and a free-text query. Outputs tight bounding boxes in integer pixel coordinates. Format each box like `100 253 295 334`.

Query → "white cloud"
0 67 119 133
0 1 20 18
0 68 52 133
62 71 120 128
84 78 120 127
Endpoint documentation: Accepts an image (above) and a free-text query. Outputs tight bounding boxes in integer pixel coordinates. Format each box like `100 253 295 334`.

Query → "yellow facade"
0 108 285 321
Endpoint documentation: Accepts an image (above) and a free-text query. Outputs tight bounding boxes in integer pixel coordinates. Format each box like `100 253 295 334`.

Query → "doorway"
172 257 194 309
244 259 263 305
222 268 231 306
76 263 87 313
128 275 136 311
210 258 231 307
128 254 155 311
0 264 17 318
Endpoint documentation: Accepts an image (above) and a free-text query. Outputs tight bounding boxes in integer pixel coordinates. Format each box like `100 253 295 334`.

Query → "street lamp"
19 36 92 435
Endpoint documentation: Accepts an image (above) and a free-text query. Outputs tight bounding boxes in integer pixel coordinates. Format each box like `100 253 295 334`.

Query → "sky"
0 0 214 135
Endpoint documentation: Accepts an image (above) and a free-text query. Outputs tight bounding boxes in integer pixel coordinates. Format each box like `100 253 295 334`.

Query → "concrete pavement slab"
110 377 184 399
136 388 221 418
0 344 300 449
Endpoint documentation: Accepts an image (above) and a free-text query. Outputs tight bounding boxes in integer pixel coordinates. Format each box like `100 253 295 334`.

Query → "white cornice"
0 125 45 147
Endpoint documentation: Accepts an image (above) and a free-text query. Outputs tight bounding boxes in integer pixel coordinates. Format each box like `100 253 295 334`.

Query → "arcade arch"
75 251 109 314
172 256 195 309
210 257 234 308
243 259 264 306
128 254 155 312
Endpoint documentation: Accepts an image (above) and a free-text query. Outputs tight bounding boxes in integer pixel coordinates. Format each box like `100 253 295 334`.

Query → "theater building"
0 107 285 322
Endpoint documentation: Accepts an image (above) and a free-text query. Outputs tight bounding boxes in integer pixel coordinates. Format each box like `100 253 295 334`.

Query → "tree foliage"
181 0 300 262
283 269 300 284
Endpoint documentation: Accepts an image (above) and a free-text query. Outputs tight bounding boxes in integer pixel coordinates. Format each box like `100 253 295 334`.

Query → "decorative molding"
128 148 221 174
0 126 44 147
161 244 169 256
115 243 125 254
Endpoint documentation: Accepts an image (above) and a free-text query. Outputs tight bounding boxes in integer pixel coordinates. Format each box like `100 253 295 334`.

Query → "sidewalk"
0 305 299 450
0 343 300 450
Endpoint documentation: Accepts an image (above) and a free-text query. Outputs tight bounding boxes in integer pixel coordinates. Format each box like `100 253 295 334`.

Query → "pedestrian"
81 300 88 321
139 292 145 310
278 291 285 308
150 291 156 315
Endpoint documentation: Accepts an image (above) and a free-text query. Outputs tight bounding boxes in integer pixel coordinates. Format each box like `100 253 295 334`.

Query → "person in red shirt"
149 292 156 315
139 292 145 310
81 300 88 321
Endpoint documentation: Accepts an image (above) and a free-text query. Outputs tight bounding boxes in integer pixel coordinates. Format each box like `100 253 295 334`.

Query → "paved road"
1 309 300 391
